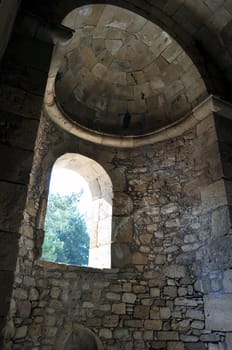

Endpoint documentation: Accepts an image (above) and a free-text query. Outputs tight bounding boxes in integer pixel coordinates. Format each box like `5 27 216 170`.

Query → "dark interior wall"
216 114 232 221
0 0 20 61
0 10 53 337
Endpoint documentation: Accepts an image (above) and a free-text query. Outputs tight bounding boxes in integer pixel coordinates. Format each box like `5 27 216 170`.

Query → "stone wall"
0 11 53 340
0 0 20 61
3 104 232 349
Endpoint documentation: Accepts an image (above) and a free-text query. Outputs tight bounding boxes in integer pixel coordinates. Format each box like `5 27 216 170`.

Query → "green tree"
42 192 89 266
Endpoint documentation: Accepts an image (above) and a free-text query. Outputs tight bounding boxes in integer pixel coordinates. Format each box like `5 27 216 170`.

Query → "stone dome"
55 4 207 137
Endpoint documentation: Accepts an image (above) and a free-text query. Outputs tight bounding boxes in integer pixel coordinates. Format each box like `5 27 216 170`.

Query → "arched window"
41 153 113 269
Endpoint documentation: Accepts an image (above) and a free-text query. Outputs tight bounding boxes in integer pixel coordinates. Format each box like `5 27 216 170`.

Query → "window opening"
41 153 112 268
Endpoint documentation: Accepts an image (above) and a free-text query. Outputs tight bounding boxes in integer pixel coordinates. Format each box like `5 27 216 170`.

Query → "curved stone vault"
54 4 207 137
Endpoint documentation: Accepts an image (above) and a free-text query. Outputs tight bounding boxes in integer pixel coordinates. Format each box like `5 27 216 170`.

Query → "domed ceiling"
55 5 207 137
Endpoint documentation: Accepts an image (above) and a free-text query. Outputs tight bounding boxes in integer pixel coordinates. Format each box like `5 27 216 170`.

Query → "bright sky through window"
49 168 91 216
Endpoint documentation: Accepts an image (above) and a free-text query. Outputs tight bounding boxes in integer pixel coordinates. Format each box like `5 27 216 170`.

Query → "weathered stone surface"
201 180 227 211
113 193 133 215
132 252 148 265
205 295 232 331
157 331 179 340
15 326 27 339
0 182 27 232
163 265 186 278
122 293 136 304
112 303 126 314
226 333 232 349
103 315 119 328
113 328 130 340
111 243 132 268
211 206 230 237
223 270 232 292
99 328 112 339
134 305 149 319
185 343 206 350
167 342 184 350
144 320 162 330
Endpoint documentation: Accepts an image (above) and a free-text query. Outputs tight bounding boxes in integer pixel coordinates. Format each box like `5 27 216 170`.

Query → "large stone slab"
204 294 232 331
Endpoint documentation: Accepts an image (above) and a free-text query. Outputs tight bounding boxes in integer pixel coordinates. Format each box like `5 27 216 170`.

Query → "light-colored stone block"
201 180 227 212
163 265 186 278
226 333 232 350
223 270 232 293
204 294 232 331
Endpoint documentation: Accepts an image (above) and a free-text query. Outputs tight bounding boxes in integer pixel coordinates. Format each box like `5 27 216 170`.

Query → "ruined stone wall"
3 107 232 349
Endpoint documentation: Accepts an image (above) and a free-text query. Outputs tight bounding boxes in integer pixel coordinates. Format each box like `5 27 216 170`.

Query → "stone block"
113 328 130 340
200 235 232 271
163 286 177 298
204 294 232 331
150 305 160 319
201 180 227 211
215 115 232 145
1 61 48 96
0 84 43 120
200 333 221 342
113 193 133 215
17 300 31 318
211 206 231 237
192 321 204 330
28 325 42 338
0 111 39 149
112 217 133 243
150 288 160 297
225 180 232 206
143 330 153 340
132 252 148 265
122 293 137 304
157 331 179 340
0 271 14 316
185 343 206 350
99 328 112 339
160 307 171 319
163 265 186 278
180 335 198 342
15 326 27 339
226 333 232 350
112 303 126 314
106 292 121 301
167 342 184 350
0 231 18 271
0 182 27 232
208 345 221 350
124 320 143 328
186 309 204 320
134 305 149 319
144 319 162 330
111 243 132 268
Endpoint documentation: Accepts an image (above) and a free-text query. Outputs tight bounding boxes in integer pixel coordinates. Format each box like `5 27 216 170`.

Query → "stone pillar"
192 98 232 348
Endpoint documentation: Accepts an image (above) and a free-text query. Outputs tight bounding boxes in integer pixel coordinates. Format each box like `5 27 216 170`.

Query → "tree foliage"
42 192 89 266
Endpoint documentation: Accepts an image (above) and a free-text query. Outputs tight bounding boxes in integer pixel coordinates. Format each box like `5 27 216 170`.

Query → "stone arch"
56 325 104 350
42 153 113 268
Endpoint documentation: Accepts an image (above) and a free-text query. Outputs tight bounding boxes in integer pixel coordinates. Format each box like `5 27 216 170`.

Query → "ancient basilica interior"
0 0 232 349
